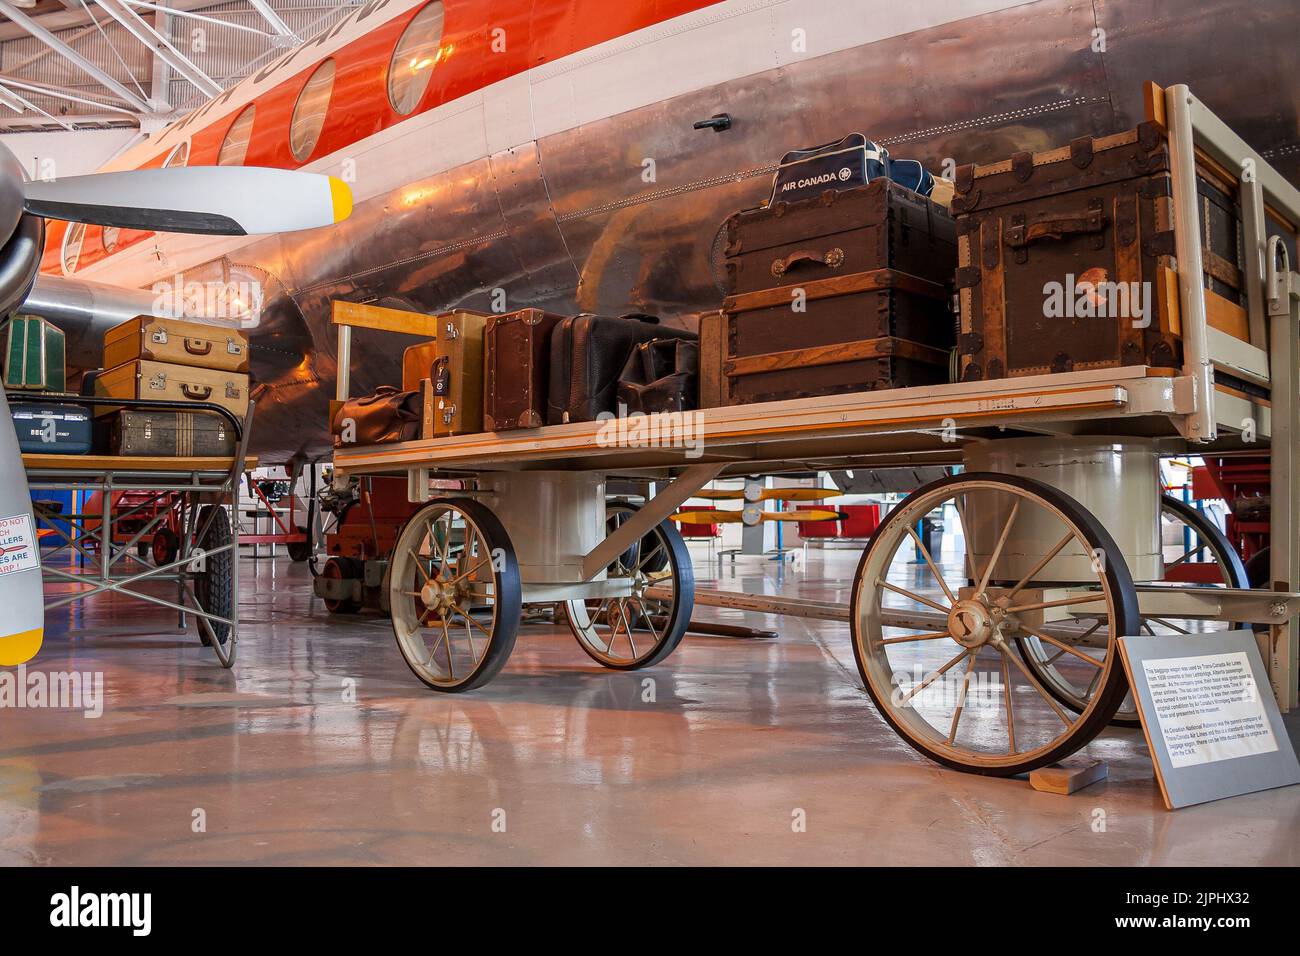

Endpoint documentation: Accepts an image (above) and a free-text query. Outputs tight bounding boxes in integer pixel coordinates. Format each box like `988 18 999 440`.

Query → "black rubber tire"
286 528 312 563
193 505 233 648
391 498 522 692
1245 547 1270 589
849 472 1139 777
1017 494 1248 727
152 527 179 566
322 556 363 614
566 501 695 670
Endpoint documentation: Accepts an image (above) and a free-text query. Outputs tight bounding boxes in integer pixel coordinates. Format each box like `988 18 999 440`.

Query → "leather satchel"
616 338 700 414
331 385 422 446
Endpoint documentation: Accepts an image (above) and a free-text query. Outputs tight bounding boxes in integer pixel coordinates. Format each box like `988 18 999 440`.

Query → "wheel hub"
420 579 461 613
947 599 999 648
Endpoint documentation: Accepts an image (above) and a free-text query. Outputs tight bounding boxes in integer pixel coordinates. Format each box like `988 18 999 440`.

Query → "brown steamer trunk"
723 178 957 296
482 309 564 431
112 410 236 457
718 269 952 406
950 122 1247 381
103 316 250 374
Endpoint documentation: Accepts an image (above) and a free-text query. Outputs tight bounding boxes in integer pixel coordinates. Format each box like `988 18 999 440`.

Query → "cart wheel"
850 473 1138 776
193 505 235 668
563 501 694 670
287 528 312 563
152 527 178 566
1018 494 1248 727
321 556 363 614
388 498 522 692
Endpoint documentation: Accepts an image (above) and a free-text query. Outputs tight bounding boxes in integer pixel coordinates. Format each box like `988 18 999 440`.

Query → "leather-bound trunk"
950 122 1247 381
483 309 564 431
717 269 953 406
723 178 957 296
403 310 487 437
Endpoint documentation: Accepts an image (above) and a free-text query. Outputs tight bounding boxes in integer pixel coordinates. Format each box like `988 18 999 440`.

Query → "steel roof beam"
0 0 153 112
245 0 298 40
91 0 223 98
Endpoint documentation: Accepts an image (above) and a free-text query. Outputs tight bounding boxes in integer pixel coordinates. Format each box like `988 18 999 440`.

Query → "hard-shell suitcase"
716 269 952 406
94 359 250 419
402 310 487 436
482 309 564 431
725 178 956 297
102 315 250 374
950 122 1247 381
697 311 725 409
546 314 697 424
11 400 93 454
3 315 66 391
112 410 236 457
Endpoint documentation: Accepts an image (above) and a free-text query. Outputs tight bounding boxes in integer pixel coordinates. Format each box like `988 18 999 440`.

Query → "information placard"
1119 632 1300 809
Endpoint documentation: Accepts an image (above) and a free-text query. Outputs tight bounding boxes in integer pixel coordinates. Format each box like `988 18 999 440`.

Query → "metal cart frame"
328 84 1300 772
26 397 254 668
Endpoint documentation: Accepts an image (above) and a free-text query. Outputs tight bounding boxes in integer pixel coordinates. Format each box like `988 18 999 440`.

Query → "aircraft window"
290 59 336 162
387 1 444 116
164 141 189 168
61 222 86 275
102 226 120 252
218 104 256 166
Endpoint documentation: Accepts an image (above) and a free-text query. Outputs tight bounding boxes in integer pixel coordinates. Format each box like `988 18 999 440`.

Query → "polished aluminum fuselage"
75 0 1300 462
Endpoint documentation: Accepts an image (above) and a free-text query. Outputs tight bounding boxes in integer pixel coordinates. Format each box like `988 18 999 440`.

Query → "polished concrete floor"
2 546 1298 866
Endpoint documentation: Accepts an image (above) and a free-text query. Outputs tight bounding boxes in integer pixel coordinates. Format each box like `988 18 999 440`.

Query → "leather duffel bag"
331 385 422 446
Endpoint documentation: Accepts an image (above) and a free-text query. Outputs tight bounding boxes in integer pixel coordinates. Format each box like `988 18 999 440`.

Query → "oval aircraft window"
102 226 120 252
164 141 189 168
217 104 256 166
290 59 336 162
61 222 86 275
387 1 445 116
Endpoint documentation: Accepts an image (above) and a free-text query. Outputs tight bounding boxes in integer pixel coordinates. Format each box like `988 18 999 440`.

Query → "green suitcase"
3 315 66 392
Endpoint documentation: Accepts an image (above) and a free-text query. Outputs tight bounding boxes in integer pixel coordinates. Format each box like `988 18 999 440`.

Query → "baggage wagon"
325 86 1300 775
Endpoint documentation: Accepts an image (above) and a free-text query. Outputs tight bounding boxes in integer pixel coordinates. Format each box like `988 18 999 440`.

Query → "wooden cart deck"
23 453 257 475
332 366 1267 479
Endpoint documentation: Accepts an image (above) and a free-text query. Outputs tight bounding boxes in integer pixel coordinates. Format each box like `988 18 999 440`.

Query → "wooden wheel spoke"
878 630 951 646
409 548 433 585
1146 616 1191 634
905 525 955 604
1005 592 1104 614
952 493 977 581
449 603 493 639
880 579 950 615
1001 653 1017 754
1003 531 1075 602
1018 624 1104 667
999 642 1074 726
630 599 661 643
634 538 665 573
976 498 1020 595
947 653 976 744
899 649 969 706
617 601 638 658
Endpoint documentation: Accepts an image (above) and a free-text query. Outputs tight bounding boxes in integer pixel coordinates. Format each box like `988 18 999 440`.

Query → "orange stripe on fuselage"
41 0 720 275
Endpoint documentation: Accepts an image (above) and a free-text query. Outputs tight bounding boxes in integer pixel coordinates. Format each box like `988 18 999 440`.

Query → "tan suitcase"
103 316 250 374
94 359 249 419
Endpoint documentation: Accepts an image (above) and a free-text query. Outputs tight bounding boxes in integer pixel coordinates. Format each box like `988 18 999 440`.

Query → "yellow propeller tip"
0 627 43 666
328 176 353 223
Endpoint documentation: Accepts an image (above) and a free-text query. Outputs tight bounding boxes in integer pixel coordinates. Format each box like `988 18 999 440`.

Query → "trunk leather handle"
184 337 213 356
1004 209 1107 248
181 383 213 400
771 246 845 277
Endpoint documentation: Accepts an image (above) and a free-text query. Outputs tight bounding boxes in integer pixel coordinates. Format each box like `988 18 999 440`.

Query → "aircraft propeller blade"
23 165 353 236
0 383 44 666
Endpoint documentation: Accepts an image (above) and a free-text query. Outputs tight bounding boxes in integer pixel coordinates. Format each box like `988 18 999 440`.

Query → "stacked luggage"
94 315 248 456
4 315 94 455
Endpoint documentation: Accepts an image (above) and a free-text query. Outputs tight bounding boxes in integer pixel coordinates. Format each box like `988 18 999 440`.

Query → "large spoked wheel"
388 498 522 692
1018 494 1248 727
563 501 694 670
850 473 1139 777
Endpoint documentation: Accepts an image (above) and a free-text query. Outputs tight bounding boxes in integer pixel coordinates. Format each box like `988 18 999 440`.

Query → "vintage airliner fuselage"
34 0 1300 462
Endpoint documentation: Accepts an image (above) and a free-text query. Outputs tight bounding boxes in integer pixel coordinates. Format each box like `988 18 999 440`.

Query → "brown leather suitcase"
103 316 250 374
402 310 487 436
724 178 956 296
483 308 564 431
94 359 249 419
951 122 1248 381
716 269 951 406
112 410 236 457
